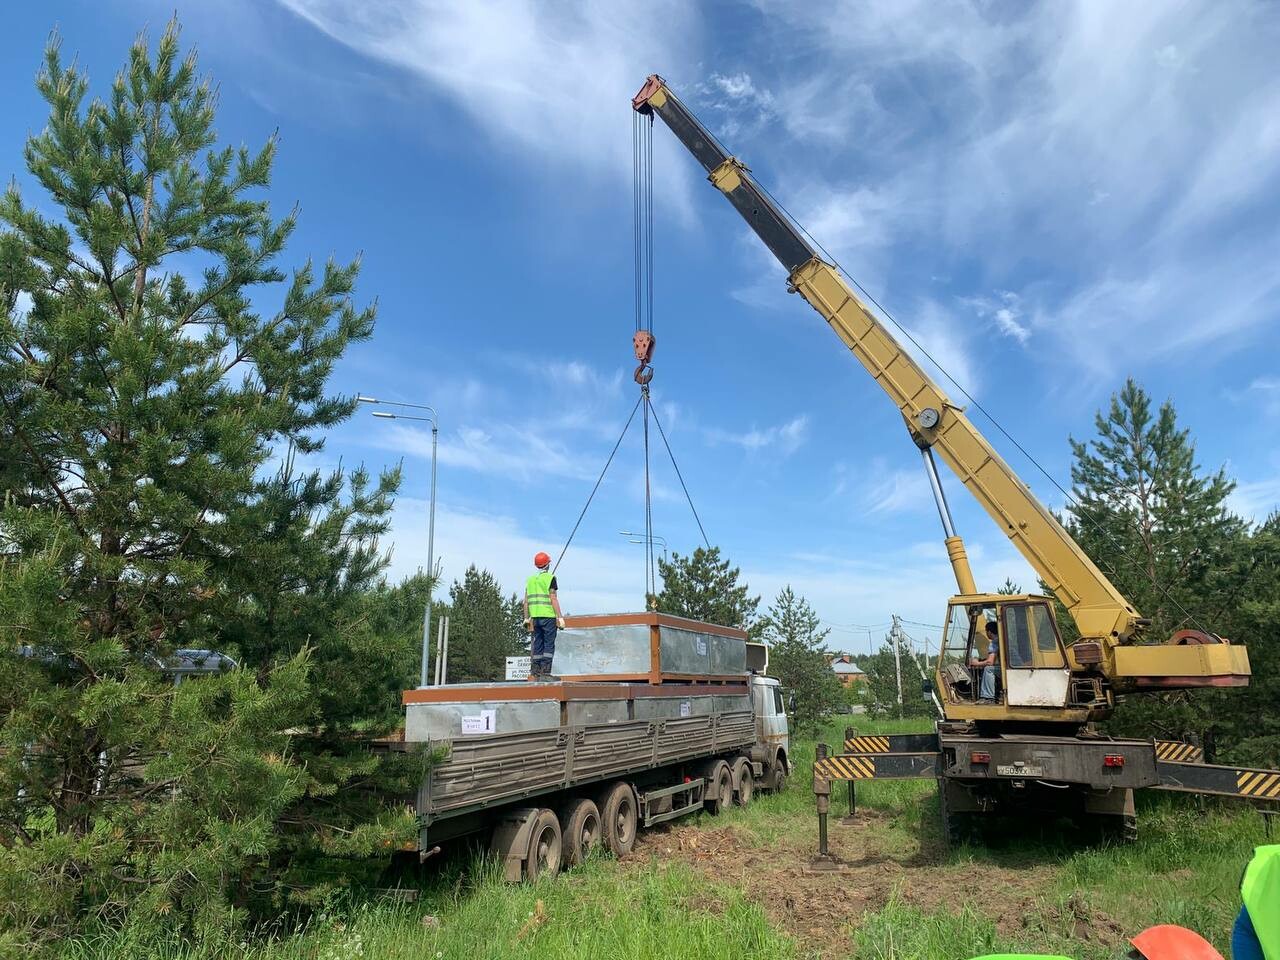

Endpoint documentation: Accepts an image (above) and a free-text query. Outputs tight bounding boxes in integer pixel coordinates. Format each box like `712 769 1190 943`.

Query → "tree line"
1 19 1275 956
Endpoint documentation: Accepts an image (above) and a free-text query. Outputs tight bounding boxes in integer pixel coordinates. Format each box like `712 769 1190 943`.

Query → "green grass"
58 714 1270 960
63 859 795 960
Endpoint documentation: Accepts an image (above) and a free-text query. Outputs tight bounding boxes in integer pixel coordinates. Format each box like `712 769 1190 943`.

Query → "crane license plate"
996 764 1043 777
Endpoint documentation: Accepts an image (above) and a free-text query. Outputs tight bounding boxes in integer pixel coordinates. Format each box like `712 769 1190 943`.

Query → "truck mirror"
788 693 797 713
920 678 934 697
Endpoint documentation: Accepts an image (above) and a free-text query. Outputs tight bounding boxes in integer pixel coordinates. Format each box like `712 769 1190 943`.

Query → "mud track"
630 811 1123 958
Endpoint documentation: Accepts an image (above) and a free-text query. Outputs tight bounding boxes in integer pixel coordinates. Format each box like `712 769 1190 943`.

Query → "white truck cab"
747 643 790 791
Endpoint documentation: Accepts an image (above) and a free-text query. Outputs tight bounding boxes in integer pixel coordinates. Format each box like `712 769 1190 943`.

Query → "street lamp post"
359 395 438 688
619 530 668 559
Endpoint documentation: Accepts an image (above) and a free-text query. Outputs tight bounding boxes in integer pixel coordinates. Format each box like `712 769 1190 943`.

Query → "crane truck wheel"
765 752 788 793
731 758 754 806
702 760 734 815
559 797 601 867
598 782 638 857
524 809 562 881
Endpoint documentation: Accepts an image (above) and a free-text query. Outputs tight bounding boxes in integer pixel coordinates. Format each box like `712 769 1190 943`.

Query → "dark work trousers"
531 618 558 676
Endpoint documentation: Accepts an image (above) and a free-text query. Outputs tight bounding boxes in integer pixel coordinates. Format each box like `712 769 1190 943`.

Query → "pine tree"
442 565 526 683
0 23 412 949
1067 379 1244 636
1064 379 1247 747
760 586 842 735
655 546 761 635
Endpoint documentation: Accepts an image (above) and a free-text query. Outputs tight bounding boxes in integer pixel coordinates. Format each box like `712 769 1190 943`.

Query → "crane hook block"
632 331 656 385
633 331 656 364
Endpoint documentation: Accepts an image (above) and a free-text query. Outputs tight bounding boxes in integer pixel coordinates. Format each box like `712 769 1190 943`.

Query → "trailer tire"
703 760 734 815
731 757 754 806
524 808 562 881
560 798 601 867
599 782 638 858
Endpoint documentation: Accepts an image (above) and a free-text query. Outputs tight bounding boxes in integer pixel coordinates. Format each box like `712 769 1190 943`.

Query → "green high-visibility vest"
1242 844 1280 960
526 570 556 618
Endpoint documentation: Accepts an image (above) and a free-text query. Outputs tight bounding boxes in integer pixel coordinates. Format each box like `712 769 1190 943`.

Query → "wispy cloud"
864 468 931 515
959 291 1030 346
730 1 1280 380
704 414 809 456
380 422 596 483
385 499 644 613
275 0 700 213
1228 475 1280 524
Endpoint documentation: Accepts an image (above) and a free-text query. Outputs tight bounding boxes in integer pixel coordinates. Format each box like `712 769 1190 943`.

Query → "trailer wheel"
599 782 638 857
731 758 754 806
524 809 562 881
703 760 734 815
560 798 601 867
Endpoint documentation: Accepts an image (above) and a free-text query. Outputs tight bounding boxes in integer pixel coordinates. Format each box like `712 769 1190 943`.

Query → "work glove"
556 617 566 630
523 618 532 632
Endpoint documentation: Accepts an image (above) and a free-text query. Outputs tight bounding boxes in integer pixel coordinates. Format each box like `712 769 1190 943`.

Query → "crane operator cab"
937 594 1097 721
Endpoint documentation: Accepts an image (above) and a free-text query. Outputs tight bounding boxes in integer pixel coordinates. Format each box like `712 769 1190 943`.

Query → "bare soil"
628 811 1120 959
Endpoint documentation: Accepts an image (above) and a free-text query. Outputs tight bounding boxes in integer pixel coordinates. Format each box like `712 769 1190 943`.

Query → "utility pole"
892 614 904 718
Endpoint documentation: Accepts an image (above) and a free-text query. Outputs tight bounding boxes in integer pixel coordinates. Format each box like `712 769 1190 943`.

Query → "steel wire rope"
643 391 656 600
552 395 643 575
647 396 711 550
633 111 642 333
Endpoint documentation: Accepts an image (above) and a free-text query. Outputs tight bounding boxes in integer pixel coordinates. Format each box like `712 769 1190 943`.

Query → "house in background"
827 653 866 688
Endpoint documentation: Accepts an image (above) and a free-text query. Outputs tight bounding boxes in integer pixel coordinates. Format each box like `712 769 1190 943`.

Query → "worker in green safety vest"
523 551 565 681
1234 843 1279 960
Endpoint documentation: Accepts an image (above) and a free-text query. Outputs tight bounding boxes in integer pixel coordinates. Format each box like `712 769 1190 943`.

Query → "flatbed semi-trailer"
395 614 791 880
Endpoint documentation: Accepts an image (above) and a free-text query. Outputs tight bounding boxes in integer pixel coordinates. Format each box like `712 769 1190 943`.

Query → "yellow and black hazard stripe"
1237 771 1280 799
843 735 891 753
1155 740 1204 763
815 755 877 780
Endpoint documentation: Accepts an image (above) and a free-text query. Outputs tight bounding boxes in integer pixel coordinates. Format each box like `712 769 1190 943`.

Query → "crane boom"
633 75 1137 646
633 75 1250 696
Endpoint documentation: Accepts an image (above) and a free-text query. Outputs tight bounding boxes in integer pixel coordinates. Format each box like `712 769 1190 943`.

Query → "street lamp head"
372 411 396 419
357 395 379 404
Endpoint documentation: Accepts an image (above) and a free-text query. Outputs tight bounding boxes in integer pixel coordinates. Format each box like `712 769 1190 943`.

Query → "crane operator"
970 619 1001 703
523 551 565 681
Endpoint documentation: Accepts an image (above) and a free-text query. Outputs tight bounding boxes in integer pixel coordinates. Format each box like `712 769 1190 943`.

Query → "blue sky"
4 1 1279 656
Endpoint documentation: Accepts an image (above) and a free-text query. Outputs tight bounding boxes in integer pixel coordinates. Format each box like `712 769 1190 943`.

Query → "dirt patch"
631 818 1058 958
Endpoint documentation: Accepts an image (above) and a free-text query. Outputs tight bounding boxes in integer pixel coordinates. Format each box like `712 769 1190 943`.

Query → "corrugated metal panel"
654 716 717 764
422 711 759 818
569 720 659 784
716 711 757 751
427 728 567 813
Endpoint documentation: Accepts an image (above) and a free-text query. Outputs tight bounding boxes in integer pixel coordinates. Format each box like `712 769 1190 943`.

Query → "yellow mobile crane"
632 75 1275 841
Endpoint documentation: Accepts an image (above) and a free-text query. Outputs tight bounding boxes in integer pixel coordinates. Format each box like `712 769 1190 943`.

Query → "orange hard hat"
534 551 551 568
1129 925 1223 960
